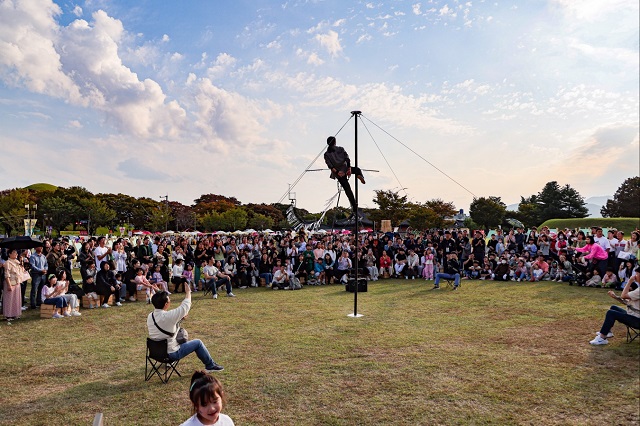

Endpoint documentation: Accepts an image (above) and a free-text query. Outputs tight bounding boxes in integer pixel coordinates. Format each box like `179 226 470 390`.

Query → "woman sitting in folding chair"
590 266 640 345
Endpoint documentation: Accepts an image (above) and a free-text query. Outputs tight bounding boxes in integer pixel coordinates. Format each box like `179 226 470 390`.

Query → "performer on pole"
324 136 365 212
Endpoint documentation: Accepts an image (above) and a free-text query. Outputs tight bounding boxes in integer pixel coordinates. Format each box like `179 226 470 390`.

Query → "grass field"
1 278 638 425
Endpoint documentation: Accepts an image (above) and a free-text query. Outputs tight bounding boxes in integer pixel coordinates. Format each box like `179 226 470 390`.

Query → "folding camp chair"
145 338 181 384
627 325 639 343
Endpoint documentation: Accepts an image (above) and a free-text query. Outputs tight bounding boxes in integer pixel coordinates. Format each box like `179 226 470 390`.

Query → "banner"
23 219 37 236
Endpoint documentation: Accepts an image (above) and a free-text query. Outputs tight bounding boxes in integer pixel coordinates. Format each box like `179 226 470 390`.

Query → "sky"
0 0 638 214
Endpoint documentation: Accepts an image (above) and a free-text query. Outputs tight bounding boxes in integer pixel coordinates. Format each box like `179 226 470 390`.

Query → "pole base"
347 313 364 318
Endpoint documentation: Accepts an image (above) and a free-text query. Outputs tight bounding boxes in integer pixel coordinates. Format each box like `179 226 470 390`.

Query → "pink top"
182 270 194 281
575 243 608 261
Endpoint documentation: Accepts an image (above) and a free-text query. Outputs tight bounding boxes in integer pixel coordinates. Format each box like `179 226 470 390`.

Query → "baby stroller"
570 260 588 286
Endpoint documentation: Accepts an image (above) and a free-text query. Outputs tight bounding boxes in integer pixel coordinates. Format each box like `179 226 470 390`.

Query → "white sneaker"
52 313 63 319
101 304 111 308
89 304 95 309
71 311 82 317
115 302 122 307
63 311 71 317
589 336 608 345
213 294 218 299
227 293 236 297
595 331 614 338
239 286 248 289
129 296 137 302
166 292 172 295
21 306 27 311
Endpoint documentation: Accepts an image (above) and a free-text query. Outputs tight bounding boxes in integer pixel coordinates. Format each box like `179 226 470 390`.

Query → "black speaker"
346 278 367 293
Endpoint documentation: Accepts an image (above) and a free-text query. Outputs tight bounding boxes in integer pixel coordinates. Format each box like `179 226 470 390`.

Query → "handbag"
19 269 32 283
151 313 188 345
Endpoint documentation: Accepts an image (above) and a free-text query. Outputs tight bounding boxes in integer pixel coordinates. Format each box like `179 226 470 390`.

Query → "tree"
40 196 79 233
518 181 588 225
78 198 117 235
469 196 506 231
407 204 441 230
147 204 174 232
423 198 457 228
200 211 225 232
221 208 248 231
601 177 640 218
369 190 409 226
0 188 33 236
247 213 274 230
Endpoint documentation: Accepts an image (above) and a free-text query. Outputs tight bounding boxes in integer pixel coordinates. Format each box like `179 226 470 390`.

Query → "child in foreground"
180 371 234 426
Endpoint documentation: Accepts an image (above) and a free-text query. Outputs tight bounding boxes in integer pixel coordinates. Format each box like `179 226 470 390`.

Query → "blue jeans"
30 273 46 307
600 305 640 335
434 273 460 287
259 272 273 284
43 296 67 309
206 277 231 295
168 339 217 370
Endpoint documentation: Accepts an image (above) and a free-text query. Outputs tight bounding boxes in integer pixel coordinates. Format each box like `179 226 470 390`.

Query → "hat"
327 136 336 145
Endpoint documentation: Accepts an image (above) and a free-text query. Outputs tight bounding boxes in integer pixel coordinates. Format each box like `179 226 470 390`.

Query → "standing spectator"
472 231 486 261
3 249 24 321
29 245 48 308
94 237 112 270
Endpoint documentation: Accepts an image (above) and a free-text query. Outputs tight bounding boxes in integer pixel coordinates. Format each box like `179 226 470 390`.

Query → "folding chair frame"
627 326 639 343
145 338 181 384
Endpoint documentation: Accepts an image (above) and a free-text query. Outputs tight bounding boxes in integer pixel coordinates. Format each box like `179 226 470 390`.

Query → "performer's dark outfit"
324 136 365 212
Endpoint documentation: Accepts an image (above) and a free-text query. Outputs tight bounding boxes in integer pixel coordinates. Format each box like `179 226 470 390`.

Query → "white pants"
61 294 78 310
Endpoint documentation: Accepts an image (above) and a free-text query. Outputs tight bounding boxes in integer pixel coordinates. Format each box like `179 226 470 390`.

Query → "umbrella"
0 235 45 250
506 218 524 228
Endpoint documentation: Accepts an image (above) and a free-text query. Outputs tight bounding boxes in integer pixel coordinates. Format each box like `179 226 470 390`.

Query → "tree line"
0 177 637 236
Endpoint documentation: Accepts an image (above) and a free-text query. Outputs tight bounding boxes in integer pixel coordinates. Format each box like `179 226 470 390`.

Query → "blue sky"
0 0 638 214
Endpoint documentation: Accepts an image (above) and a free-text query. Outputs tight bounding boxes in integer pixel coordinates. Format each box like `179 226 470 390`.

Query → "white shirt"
94 246 109 268
594 235 610 251
179 413 234 426
147 297 191 354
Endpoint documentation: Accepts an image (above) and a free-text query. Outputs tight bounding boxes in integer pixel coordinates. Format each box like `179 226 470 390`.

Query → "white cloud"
72 5 83 17
315 30 343 57
68 120 83 128
161 34 170 42
307 52 324 65
206 53 237 79
356 34 372 44
0 0 83 104
412 3 422 15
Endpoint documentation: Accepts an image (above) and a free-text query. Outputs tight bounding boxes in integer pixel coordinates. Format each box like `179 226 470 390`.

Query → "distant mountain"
24 183 58 192
507 195 612 218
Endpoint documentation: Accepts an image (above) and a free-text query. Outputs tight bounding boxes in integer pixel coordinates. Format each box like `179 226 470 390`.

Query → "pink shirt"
575 243 608 261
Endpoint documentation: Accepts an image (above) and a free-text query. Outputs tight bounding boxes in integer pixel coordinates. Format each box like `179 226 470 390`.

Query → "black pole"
351 110 361 316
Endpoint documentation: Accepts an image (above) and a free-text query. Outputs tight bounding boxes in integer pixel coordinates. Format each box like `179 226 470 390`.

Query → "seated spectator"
584 270 601 287
202 258 232 300
223 256 239 289
151 264 169 293
258 253 273 285
379 251 393 277
364 249 378 281
530 255 550 281
590 266 640 345
313 258 326 285
171 259 188 293
96 260 122 308
393 247 407 278
148 288 224 373
493 256 510 281
433 252 461 290
575 235 609 277
41 274 68 318
479 259 493 280
335 250 352 284
618 260 636 290
82 263 100 309
136 267 160 303
513 259 528 281
180 371 234 426
323 253 336 284
601 267 618 289
272 265 290 290
55 270 81 316
405 249 419 280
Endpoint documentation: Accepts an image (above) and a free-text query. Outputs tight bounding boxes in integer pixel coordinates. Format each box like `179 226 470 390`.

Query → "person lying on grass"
590 266 640 345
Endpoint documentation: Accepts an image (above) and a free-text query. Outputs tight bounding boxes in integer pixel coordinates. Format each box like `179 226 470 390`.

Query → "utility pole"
159 194 169 231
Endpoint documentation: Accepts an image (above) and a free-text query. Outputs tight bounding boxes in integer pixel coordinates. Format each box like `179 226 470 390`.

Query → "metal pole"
349 111 363 318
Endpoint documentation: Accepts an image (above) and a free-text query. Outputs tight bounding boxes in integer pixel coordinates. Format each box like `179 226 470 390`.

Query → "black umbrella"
0 236 45 250
506 218 525 229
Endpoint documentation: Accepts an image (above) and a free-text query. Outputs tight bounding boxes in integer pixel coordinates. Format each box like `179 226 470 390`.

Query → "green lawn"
1 279 638 425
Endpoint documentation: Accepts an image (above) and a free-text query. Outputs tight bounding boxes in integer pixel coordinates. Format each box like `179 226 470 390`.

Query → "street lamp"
24 204 37 236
